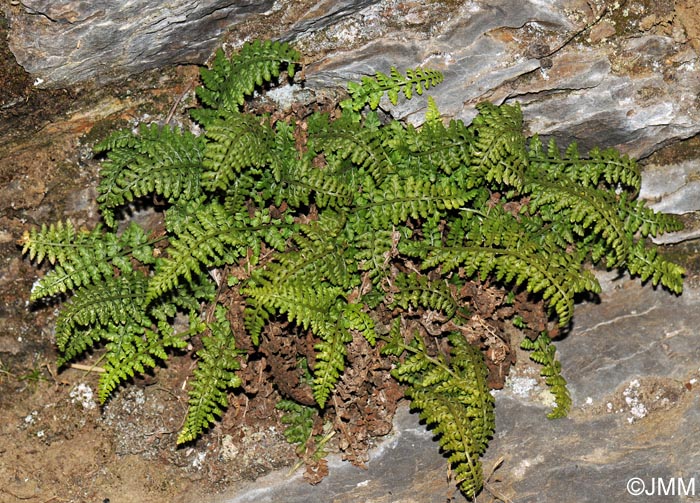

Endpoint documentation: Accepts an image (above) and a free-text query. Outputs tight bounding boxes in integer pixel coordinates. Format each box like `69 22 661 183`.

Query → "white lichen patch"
622 379 648 423
505 375 539 398
69 383 97 410
191 450 207 470
24 411 38 425
595 377 685 424
264 84 303 111
536 387 557 409
220 434 239 462
512 454 545 480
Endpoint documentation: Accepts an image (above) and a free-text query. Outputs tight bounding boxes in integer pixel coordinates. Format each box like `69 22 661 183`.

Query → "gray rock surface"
480 273 700 503
295 0 700 159
640 157 700 244
6 0 700 158
210 405 470 503
5 0 275 87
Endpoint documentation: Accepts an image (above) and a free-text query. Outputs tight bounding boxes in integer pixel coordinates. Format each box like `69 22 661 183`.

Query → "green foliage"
345 66 444 111
193 39 300 123
521 332 572 419
387 331 495 498
94 124 205 227
178 304 243 444
20 38 685 499
276 399 318 450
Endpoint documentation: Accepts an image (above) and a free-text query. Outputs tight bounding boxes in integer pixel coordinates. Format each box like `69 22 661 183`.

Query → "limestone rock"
6 0 700 158
5 0 275 87
476 275 700 503
293 0 700 158
213 405 470 503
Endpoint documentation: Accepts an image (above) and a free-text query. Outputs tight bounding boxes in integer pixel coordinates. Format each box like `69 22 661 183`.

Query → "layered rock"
6 0 700 160
4 0 275 87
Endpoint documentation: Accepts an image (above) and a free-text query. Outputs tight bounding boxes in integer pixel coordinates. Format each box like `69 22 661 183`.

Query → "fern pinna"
21 39 684 499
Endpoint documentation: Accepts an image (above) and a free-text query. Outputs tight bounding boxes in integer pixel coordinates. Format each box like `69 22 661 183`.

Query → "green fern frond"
254 213 353 289
147 202 241 302
402 117 474 180
423 239 599 326
379 318 406 357
521 332 571 419
23 222 154 301
625 240 685 294
307 109 395 184
352 227 399 281
271 154 356 209
312 319 353 408
95 123 205 227
345 66 444 111
54 271 150 357
422 204 603 326
524 176 630 267
527 136 641 193
446 333 495 454
390 272 463 320
244 270 351 408
619 193 684 238
22 222 115 299
341 302 377 346
358 175 467 228
242 302 271 347
193 40 300 120
244 281 344 336
202 110 273 191
391 332 495 499
98 324 183 403
276 399 318 448
21 219 84 265
469 102 527 190
178 305 243 444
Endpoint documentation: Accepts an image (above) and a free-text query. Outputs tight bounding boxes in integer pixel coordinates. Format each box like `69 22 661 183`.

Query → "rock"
6 0 700 158
477 273 700 503
294 0 700 158
638 136 700 244
212 404 470 503
5 0 276 87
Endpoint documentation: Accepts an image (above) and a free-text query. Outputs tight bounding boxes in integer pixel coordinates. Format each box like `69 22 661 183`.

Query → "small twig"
483 456 513 503
165 82 195 125
70 363 106 373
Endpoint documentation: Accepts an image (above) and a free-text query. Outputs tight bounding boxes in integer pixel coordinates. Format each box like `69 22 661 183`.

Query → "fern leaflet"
178 305 243 444
521 332 571 419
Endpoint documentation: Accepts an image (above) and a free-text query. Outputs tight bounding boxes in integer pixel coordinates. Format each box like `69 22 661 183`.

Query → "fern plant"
21 39 685 500
521 332 571 419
